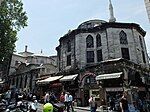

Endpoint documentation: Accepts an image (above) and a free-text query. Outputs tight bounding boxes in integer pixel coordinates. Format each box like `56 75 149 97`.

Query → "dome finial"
109 0 116 22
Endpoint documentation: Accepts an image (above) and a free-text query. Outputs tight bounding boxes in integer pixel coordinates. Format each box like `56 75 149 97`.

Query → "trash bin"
53 102 65 112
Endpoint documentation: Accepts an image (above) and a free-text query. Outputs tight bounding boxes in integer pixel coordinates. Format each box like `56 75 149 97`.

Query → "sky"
16 0 150 56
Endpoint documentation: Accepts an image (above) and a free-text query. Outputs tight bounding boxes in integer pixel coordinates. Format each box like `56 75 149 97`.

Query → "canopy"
0 81 4 84
37 75 63 84
60 74 78 82
0 78 4 84
96 72 122 80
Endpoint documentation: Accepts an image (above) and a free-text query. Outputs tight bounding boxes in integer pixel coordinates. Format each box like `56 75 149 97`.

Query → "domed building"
56 1 150 106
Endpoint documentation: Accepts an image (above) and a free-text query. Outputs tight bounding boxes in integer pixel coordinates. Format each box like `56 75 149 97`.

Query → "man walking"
120 91 129 112
64 92 69 112
89 95 97 112
68 92 74 112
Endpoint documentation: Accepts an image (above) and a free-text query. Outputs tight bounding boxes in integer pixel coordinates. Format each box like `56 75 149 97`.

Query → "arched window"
139 36 143 49
67 40 71 52
96 34 101 47
120 31 128 44
86 35 94 48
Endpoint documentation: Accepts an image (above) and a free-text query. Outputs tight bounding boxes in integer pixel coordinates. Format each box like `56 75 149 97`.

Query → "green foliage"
0 0 28 31
0 0 27 72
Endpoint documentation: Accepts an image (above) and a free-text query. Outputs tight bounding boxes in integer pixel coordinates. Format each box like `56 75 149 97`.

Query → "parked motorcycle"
5 100 29 112
28 100 38 112
0 99 7 111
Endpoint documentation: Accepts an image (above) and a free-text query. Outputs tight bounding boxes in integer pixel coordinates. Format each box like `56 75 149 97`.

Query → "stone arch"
80 72 96 87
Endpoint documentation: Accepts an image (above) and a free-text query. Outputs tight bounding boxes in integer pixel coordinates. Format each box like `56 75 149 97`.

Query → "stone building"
144 0 150 22
56 1 150 106
8 46 58 93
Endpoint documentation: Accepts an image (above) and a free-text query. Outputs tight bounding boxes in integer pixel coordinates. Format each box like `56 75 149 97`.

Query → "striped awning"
96 72 122 80
37 75 63 84
0 78 4 84
60 74 78 82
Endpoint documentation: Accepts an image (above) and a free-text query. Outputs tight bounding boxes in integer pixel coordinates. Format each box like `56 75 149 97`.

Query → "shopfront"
59 74 79 97
96 72 124 105
79 72 99 106
36 75 63 100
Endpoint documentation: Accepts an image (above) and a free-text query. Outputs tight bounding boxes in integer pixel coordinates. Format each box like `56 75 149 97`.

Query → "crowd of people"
87 91 150 112
0 88 76 112
43 91 74 112
107 91 150 112
1 88 150 112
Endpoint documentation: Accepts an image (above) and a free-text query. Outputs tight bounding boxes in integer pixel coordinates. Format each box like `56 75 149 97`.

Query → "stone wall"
58 22 149 71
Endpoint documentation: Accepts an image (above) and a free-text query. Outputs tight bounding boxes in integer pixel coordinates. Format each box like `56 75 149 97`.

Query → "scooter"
0 99 7 111
28 100 38 112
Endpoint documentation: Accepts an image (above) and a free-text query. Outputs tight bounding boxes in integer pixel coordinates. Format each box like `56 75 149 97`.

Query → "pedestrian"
68 92 74 112
109 98 115 111
89 95 97 112
15 90 20 106
44 92 50 104
60 92 65 103
5 90 11 105
120 91 129 112
50 92 57 103
22 90 27 100
137 99 143 112
64 92 69 112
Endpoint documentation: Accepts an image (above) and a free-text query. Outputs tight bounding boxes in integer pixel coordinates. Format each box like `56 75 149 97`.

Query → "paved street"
36 103 90 112
65 109 90 112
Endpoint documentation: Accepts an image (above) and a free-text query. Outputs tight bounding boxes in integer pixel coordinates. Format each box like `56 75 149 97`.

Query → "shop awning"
37 75 63 84
0 81 4 84
0 78 4 84
60 74 78 82
96 72 122 80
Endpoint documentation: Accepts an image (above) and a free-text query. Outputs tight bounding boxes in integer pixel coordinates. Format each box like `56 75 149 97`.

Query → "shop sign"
106 87 123 92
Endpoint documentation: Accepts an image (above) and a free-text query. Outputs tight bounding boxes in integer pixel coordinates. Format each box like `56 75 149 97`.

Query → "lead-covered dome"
78 19 107 29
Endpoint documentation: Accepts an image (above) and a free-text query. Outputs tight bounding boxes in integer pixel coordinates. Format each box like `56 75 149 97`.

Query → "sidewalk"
75 106 109 112
37 103 111 112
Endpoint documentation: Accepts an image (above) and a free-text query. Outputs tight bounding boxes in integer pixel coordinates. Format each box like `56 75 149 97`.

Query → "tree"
0 0 27 79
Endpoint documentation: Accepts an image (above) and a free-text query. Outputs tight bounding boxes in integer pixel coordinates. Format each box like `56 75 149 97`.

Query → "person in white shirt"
64 92 69 112
44 92 50 103
5 90 11 104
68 92 74 112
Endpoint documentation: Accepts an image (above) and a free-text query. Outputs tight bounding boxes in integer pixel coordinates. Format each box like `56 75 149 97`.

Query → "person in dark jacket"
89 95 97 112
120 91 129 112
